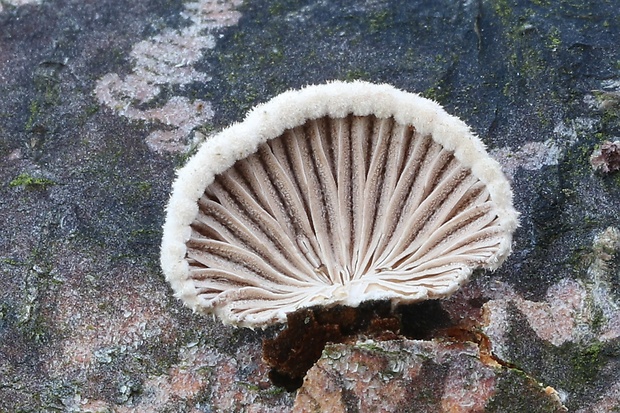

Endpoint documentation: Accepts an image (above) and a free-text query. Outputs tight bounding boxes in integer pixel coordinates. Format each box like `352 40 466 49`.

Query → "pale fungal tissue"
161 81 519 327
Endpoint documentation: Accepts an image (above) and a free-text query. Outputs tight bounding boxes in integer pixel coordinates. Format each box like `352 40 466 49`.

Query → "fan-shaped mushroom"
161 81 519 327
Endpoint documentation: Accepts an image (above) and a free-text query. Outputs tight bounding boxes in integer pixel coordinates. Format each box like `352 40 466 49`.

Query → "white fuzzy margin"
160 80 520 322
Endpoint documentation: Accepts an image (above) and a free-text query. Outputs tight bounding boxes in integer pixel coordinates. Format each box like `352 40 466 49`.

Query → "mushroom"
161 81 519 327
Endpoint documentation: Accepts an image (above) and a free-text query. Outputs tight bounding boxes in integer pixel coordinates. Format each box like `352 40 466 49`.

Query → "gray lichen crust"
161 81 519 327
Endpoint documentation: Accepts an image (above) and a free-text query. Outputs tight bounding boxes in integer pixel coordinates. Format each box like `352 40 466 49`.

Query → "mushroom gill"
161 81 519 327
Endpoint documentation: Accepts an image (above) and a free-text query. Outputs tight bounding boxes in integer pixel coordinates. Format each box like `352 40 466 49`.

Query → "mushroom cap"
161 80 519 327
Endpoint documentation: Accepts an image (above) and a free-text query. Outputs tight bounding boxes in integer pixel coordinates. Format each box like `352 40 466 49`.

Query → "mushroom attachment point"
161 81 519 328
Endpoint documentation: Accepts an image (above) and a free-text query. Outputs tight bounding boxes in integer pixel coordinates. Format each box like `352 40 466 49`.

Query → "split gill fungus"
160 80 519 388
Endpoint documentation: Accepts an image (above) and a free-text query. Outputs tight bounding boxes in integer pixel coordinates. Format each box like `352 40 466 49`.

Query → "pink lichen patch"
588 89 620 111
77 399 112 413
130 29 214 85
513 279 587 346
95 73 162 109
145 129 195 153
590 140 620 173
166 365 206 399
3 0 40 4
209 343 290 412
117 345 215 411
7 148 22 161
438 279 491 327
576 379 620 413
588 227 620 340
481 231 620 387
295 364 348 412
440 356 496 412
0 0 41 12
94 0 243 153
483 227 620 354
146 96 213 127
142 97 214 153
490 139 562 180
183 0 243 28
45 262 176 377
117 342 290 412
342 346 410 409
209 358 269 412
482 279 587 351
600 312 620 341
294 340 500 413
481 297 511 355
